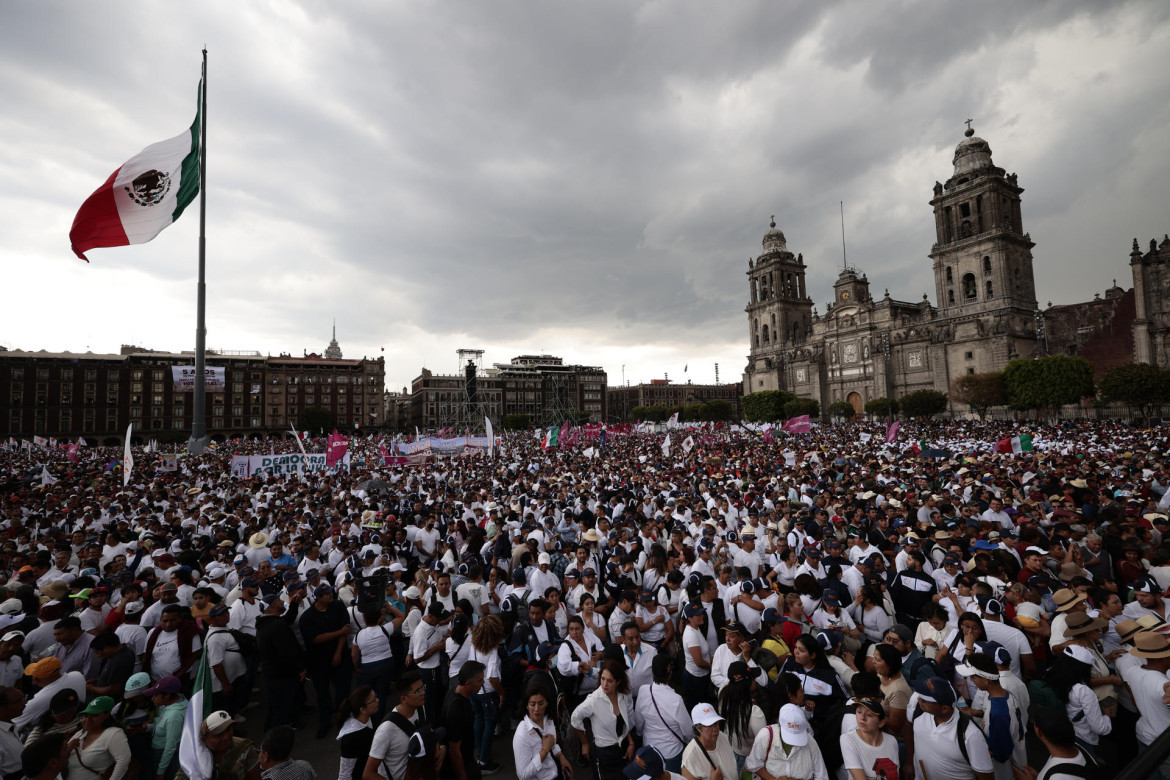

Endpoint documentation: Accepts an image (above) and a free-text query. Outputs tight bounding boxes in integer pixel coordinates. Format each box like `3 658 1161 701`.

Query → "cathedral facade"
742 127 1043 414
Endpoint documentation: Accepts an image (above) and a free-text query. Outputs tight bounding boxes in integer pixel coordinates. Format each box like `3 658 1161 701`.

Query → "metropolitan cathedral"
742 125 1170 414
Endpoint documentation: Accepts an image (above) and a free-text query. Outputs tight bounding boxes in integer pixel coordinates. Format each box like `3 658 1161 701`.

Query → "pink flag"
783 415 811 434
378 443 389 462
885 421 900 444
762 429 774 444
67 442 80 464
326 430 349 467
558 420 571 448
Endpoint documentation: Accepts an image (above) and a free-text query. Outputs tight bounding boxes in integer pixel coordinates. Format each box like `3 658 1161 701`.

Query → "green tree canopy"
1099 362 1170 416
742 390 796 422
949 372 1007 419
827 401 856 420
501 413 531 431
1002 356 1095 414
784 398 820 419
864 397 899 418
899 389 949 419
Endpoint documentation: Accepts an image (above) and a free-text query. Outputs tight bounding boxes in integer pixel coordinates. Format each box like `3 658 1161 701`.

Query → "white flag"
583 446 596 459
33 435 46 447
661 433 671 456
123 424 134 488
666 412 680 429
40 466 56 486
682 435 695 453
79 437 88 447
289 423 307 455
485 416 494 458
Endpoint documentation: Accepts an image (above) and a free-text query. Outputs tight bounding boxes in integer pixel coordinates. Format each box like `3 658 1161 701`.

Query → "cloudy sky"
2 1 1169 393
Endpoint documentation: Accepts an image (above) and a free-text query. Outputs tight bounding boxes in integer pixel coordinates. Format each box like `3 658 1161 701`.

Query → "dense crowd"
2 419 1170 780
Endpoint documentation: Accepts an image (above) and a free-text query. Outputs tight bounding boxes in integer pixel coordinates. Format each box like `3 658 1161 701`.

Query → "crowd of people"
2 418 1170 780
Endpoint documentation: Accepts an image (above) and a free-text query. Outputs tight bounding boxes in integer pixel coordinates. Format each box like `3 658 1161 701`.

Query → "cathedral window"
962 274 977 300
946 267 953 283
948 290 955 304
983 256 992 274
762 325 770 344
986 280 994 298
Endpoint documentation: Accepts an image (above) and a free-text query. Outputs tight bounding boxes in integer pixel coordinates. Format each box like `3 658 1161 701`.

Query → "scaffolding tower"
436 348 487 435
541 370 576 427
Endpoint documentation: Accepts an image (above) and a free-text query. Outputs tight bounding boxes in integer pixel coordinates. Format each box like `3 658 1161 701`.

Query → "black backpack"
209 628 258 656
1038 747 1104 780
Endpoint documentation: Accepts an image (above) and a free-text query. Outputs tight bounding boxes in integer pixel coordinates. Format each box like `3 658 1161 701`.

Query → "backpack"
1027 678 1085 723
752 645 781 679
209 628 258 656
904 654 937 683
912 703 978 765
1038 747 1105 780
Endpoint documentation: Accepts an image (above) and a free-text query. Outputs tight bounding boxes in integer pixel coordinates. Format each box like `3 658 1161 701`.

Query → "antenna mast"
840 201 847 270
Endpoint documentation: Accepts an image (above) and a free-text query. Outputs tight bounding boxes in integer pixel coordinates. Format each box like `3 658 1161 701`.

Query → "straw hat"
1131 632 1170 658
1063 611 1108 636
248 532 270 549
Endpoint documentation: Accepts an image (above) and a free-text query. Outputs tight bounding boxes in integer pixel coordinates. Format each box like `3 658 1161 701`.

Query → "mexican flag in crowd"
178 652 214 780
996 433 1033 454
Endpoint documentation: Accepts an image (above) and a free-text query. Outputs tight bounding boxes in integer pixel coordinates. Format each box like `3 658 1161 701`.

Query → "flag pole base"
186 436 210 456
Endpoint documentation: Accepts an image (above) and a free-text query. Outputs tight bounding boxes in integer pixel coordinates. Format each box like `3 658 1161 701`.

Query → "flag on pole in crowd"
49 437 58 448
326 431 349 468
762 428 774 445
996 433 1033 454
558 420 570 448
123 424 134 487
79 437 88 447
289 423 307 455
783 415 811 434
40 466 56 486
67 442 80 464
682 435 695 453
599 426 607 449
178 651 214 780
885 421 900 444
666 412 680 429
485 416 494 458
583 446 596 459
543 426 559 450
33 436 47 447
661 433 671 456
70 80 202 261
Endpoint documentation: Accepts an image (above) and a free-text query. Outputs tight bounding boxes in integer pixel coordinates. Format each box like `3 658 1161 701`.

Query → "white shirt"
912 708 994 780
408 621 446 669
710 643 767 691
632 682 691 759
229 597 262 635
840 728 900 780
557 634 603 695
355 624 395 665
513 714 563 780
683 624 711 677
622 644 657 694
115 624 148 673
981 620 1032 677
205 628 247 692
369 708 419 780
1066 683 1110 746
13 670 87 731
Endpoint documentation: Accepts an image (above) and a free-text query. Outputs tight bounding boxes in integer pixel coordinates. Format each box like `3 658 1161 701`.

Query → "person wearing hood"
256 595 305 731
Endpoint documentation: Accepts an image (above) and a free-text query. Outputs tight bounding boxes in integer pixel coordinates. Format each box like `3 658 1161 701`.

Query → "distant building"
0 333 384 441
607 380 742 421
408 354 606 430
1131 234 1170 367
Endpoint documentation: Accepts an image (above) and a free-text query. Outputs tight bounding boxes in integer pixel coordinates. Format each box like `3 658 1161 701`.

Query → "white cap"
123 601 145 615
1 630 25 642
537 553 551 565
778 704 809 746
203 710 234 734
403 586 422 600
0 599 23 615
690 702 724 727
1063 645 1095 666
389 562 406 573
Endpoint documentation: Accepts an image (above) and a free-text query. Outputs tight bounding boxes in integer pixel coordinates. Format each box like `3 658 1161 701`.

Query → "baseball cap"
25 657 62 679
203 710 235 735
778 703 810 746
0 630 24 642
125 672 152 695
690 702 724 727
314 584 334 599
143 675 183 696
910 676 958 706
1063 645 1095 666
721 621 747 636
683 602 705 619
259 594 283 611
955 653 999 680
974 641 1010 667
208 604 230 618
240 577 260 589
81 696 116 715
822 590 840 607
624 746 666 780
403 586 422 600
124 600 145 616
977 596 1003 617
50 688 81 715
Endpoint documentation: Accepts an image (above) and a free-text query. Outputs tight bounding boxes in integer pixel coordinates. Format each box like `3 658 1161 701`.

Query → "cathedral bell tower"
928 124 1038 371
744 217 813 392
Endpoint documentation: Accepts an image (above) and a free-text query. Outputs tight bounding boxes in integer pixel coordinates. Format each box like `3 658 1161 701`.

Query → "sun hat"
1052 588 1086 612
1064 611 1108 636
1131 632 1170 658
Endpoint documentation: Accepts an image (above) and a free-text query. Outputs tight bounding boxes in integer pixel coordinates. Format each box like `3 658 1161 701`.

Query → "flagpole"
189 48 209 455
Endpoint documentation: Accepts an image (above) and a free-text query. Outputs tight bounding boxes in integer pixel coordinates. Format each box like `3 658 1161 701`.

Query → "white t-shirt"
150 630 201 679
840 728 900 780
369 708 419 780
682 624 710 677
205 629 247 692
356 625 395 665
981 620 1032 677
681 733 737 780
115 624 148 673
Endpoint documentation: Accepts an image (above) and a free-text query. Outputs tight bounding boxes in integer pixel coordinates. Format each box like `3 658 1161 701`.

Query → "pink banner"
783 415 811 434
326 431 349 467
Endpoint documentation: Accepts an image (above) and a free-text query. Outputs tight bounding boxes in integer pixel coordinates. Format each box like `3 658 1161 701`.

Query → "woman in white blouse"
571 660 635 780
579 593 609 645
635 590 673 647
544 587 570 637
557 616 605 706
513 684 575 780
66 696 131 780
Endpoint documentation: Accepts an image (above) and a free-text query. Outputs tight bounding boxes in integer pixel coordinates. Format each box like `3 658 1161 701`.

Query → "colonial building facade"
743 127 1063 414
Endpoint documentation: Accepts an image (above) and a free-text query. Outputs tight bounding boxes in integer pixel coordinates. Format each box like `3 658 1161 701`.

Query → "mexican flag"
542 426 559 449
996 434 1033 454
70 81 201 261
178 650 214 780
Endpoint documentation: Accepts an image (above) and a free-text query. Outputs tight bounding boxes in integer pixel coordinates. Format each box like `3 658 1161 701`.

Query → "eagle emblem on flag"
124 169 172 206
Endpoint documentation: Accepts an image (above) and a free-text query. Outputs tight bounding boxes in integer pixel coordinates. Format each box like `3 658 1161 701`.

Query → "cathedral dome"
953 127 993 176
762 217 787 253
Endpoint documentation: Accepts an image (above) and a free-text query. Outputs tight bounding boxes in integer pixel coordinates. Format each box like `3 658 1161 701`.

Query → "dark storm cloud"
1 1 1168 389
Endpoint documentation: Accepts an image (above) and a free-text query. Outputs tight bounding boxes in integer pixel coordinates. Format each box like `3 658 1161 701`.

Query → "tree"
950 372 1006 419
568 410 593 425
680 400 733 422
784 398 820 419
501 413 531 431
631 405 670 422
742 390 795 422
864 397 899 418
900 389 949 419
1002 356 1095 417
1099 362 1170 417
827 401 856 420
298 406 332 433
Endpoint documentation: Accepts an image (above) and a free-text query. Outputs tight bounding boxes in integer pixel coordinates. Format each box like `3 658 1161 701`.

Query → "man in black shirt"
86 632 134 699
257 595 305 731
442 661 483 780
298 585 352 739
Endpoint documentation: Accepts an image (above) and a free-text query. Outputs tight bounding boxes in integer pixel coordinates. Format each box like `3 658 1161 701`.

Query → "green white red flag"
69 81 201 261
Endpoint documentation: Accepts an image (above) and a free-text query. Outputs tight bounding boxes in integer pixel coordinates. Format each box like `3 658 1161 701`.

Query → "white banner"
172 366 226 392
229 452 350 478
159 454 180 472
